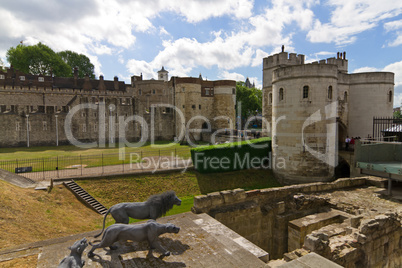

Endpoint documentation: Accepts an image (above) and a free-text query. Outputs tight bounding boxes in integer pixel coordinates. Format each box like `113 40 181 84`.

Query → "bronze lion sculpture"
94 190 181 238
88 220 180 258
58 237 88 268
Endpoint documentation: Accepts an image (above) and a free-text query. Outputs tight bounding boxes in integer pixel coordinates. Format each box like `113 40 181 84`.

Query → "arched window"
344 91 348 102
303 86 309 99
279 88 284 101
269 93 272 104
328 86 333 100
389 90 393 103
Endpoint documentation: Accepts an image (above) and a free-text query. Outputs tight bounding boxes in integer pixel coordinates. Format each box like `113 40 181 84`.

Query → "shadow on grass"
193 168 282 194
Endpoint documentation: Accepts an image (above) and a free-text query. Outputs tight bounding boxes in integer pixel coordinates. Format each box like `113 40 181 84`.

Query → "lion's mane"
145 190 178 218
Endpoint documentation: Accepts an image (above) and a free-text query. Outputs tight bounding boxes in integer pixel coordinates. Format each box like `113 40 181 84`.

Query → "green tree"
236 81 262 128
394 110 402 119
7 43 71 77
58 50 95 79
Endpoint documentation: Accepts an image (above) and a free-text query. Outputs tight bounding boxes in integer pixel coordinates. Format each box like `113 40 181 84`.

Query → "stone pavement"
0 212 268 267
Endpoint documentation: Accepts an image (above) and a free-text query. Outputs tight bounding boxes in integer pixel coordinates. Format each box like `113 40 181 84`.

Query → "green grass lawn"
0 141 198 173
0 141 194 160
76 169 281 229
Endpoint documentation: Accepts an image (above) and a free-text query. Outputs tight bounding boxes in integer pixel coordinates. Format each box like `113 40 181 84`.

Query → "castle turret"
157 66 169 82
262 49 305 136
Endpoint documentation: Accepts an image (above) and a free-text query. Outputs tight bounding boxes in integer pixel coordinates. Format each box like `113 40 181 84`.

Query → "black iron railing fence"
373 117 402 142
0 147 192 182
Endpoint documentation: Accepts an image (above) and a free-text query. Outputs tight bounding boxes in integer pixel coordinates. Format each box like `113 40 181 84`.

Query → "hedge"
191 137 272 173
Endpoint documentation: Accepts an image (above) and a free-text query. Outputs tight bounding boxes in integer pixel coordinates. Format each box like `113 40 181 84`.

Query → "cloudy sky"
1 0 402 107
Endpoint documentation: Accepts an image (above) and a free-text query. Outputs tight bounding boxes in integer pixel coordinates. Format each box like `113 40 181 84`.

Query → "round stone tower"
212 80 236 130
271 63 339 184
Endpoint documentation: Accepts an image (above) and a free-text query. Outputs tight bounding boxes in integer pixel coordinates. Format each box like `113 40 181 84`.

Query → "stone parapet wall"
192 177 369 259
193 177 367 214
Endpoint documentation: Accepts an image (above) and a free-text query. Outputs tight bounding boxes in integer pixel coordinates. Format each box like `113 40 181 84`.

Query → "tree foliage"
236 81 262 122
394 110 402 119
58 50 95 78
6 43 71 77
6 43 95 78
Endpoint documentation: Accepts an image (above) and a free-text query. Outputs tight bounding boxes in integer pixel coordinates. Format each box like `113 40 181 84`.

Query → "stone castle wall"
192 177 367 259
0 67 235 147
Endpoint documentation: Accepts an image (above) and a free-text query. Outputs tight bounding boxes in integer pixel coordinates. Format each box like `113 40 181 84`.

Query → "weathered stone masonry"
192 177 402 267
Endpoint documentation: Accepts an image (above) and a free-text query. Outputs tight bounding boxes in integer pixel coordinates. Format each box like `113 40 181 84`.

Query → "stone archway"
337 121 347 151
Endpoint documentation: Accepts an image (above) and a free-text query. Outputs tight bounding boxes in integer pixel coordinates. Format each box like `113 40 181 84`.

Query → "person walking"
345 136 350 151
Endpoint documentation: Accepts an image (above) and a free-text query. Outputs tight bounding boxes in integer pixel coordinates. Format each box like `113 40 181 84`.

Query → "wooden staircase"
64 180 108 215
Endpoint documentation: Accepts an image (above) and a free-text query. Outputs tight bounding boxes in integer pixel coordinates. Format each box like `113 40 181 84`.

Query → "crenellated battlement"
263 52 305 69
264 50 349 73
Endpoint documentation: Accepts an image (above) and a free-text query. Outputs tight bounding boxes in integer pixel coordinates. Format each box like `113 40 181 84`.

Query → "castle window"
182 87 185 92
279 88 284 101
126 98 131 105
94 124 98 132
303 86 309 99
152 89 156 94
269 93 272 104
42 121 47 131
0 75 5 79
388 90 393 103
38 77 44 82
19 76 25 81
182 105 185 108
199 105 201 109
16 122 20 131
344 91 348 102
205 89 210 95
328 86 333 100
232 88 236 95
139 89 142 95
192 105 196 109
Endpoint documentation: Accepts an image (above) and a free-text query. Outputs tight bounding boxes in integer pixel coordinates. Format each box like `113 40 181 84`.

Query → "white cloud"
384 20 402 32
124 0 318 77
394 88 402 108
307 0 402 45
305 51 336 63
219 71 245 81
126 59 158 80
384 61 402 87
0 0 257 76
251 49 269 67
384 19 402 47
353 67 379 73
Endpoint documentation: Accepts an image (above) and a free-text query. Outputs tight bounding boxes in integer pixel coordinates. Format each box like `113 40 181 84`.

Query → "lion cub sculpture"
94 190 181 238
88 220 180 258
58 237 88 268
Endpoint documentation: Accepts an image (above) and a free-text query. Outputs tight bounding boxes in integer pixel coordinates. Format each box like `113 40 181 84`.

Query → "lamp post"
55 115 59 146
26 114 30 147
109 105 114 144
